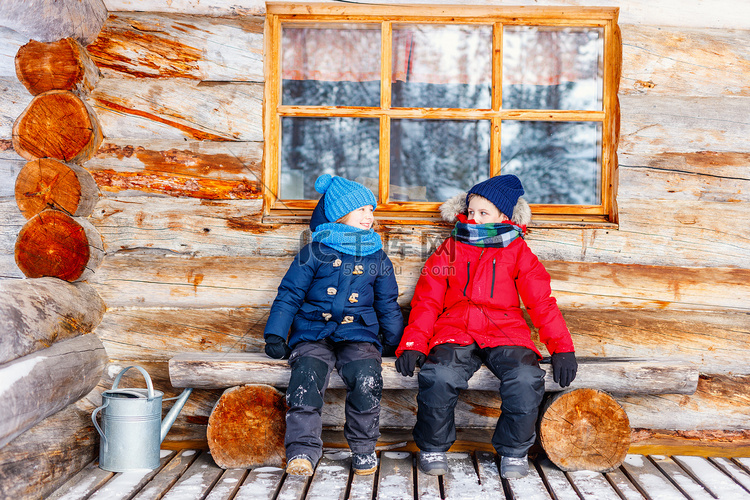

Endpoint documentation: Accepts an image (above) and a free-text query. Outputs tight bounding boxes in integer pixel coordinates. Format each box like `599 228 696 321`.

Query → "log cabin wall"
1 0 749 452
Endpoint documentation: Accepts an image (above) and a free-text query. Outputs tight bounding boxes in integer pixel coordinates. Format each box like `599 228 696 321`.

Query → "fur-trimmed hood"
440 193 531 226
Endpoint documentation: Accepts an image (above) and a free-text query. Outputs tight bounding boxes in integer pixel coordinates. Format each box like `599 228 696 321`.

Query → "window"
264 4 620 224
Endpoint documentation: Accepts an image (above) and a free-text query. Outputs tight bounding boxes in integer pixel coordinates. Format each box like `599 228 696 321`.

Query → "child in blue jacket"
263 174 403 476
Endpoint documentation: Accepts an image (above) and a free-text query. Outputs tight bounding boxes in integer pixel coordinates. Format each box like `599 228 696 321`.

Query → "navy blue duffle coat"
264 241 403 351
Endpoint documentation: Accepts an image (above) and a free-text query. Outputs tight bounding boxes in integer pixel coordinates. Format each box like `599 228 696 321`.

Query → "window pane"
390 119 490 202
392 24 492 109
282 24 381 107
280 117 379 199
501 121 601 205
503 27 603 110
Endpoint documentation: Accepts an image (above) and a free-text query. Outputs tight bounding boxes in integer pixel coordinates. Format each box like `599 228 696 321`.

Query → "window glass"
280 117 380 199
392 24 492 109
501 120 601 205
503 26 603 111
390 119 490 202
282 24 381 107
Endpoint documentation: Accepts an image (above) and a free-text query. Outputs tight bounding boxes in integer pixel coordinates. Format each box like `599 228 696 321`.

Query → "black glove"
395 350 426 377
264 335 291 359
551 352 578 388
381 344 398 358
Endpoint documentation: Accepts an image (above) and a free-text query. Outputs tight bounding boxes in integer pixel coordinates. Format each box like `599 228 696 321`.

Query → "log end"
539 388 630 473
207 384 287 469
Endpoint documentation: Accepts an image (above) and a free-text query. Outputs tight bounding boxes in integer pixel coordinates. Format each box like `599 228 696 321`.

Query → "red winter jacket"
396 236 574 358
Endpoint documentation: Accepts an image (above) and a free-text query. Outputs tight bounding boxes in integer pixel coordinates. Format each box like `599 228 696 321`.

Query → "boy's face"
467 196 508 224
341 205 374 230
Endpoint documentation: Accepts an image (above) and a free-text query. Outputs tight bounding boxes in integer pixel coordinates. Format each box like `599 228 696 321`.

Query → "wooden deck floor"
47 450 750 500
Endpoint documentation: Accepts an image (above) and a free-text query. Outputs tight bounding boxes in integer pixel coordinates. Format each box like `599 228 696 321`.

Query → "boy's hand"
395 350 426 377
264 335 291 359
551 352 577 388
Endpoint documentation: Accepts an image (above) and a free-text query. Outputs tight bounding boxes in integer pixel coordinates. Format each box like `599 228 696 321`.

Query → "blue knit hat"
315 174 377 222
466 174 525 218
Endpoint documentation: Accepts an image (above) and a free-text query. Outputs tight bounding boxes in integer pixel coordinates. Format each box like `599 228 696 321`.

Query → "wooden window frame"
263 2 621 226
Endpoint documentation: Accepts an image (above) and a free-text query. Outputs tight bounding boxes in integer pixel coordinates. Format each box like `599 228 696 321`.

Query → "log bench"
169 353 700 472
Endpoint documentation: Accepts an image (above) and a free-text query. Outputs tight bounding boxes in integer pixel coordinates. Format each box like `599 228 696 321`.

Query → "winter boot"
418 451 448 476
500 455 529 479
286 455 315 476
352 452 378 475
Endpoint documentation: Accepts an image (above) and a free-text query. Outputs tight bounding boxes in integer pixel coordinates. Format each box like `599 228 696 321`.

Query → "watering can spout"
160 388 193 443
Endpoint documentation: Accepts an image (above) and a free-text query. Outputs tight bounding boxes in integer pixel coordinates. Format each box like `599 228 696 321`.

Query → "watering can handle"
111 365 155 399
91 399 109 452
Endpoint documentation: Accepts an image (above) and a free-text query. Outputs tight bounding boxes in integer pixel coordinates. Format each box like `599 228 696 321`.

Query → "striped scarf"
451 220 524 248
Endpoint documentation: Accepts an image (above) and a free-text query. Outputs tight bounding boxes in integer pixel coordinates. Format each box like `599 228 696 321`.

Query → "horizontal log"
168 352 699 394
94 307 750 377
87 140 263 199
0 334 107 448
620 25 750 97
0 391 100 500
0 76 33 137
0 277 106 364
15 38 101 96
1 0 107 46
91 77 263 142
101 1 750 29
88 12 264 81
87 252 750 312
619 95 750 155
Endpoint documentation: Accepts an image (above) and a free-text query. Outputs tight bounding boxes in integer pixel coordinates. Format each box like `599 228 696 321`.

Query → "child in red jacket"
394 174 577 479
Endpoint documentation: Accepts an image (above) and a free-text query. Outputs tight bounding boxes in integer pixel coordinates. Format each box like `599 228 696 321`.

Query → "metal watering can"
92 365 193 472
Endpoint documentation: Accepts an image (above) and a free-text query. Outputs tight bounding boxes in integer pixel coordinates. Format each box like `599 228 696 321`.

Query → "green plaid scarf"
451 221 524 248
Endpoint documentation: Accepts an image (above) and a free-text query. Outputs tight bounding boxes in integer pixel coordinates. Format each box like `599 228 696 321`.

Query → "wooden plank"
476 451 505 497
711 457 750 493
536 457 578 500
161 451 224 500
604 468 645 500
46 460 113 500
233 466 284 500
672 455 750 499
87 450 178 500
204 468 248 500
566 470 622 500
621 454 686 499
306 452 350 500
621 26 750 97
168 352 698 394
275 473 310 500
443 452 483 499
88 12 264 81
649 455 715 499
131 450 199 500
504 457 552 500
378 451 414 500
90 77 263 142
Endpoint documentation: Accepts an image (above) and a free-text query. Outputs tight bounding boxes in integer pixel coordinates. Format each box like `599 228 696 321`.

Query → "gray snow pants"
413 343 545 458
285 339 383 464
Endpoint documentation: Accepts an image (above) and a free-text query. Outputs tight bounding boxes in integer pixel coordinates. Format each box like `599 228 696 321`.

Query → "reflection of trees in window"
281 116 380 200
502 120 599 205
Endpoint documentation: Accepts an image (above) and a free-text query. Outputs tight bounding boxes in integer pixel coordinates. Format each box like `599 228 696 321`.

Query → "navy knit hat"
315 174 377 223
466 174 525 218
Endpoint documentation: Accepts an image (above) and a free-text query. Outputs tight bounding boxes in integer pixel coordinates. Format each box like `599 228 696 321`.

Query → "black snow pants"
285 339 383 464
413 343 545 458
